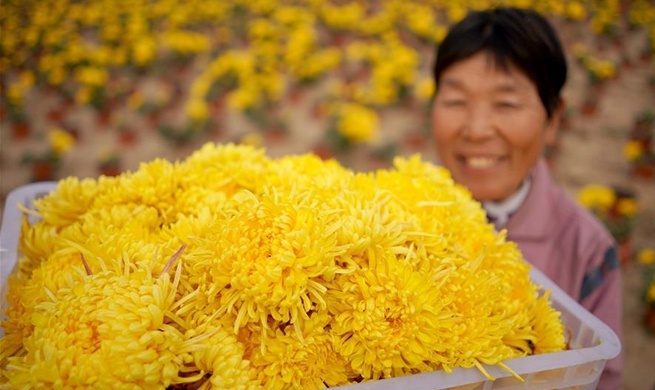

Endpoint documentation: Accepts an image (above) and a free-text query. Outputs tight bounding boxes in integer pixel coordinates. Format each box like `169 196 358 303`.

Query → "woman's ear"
545 98 565 145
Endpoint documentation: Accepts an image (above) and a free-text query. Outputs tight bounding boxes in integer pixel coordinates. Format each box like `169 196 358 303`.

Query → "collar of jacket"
505 159 563 241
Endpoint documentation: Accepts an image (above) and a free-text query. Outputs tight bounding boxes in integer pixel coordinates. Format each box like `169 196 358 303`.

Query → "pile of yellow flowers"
0 144 564 389
0 143 566 388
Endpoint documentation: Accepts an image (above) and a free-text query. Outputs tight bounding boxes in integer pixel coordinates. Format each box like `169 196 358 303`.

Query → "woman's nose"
462 105 495 141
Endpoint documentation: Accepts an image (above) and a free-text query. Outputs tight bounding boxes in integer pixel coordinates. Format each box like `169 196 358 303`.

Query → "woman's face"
431 52 560 202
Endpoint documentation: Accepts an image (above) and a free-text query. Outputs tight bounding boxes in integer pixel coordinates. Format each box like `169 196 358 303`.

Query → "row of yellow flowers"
1 143 566 388
571 44 617 83
577 184 638 242
2 0 654 143
2 0 645 74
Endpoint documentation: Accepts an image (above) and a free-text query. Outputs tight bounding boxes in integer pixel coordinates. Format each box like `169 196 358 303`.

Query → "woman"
430 7 622 390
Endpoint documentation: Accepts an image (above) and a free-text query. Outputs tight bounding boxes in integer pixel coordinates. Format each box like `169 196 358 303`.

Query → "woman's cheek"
433 111 461 139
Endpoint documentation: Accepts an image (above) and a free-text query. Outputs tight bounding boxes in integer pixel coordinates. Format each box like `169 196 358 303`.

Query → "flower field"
1 0 655 389
1 0 654 185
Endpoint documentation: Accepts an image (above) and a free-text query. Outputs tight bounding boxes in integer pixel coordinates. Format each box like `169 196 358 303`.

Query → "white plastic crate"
0 182 621 390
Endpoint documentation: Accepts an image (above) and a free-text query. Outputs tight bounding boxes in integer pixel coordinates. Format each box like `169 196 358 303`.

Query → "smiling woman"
431 53 559 202
430 7 623 390
431 6 566 203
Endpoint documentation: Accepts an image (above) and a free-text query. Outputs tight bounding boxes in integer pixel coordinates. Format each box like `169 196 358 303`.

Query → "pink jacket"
506 159 623 390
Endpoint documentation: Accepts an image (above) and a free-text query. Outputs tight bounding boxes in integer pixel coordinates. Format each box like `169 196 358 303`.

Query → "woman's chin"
467 185 511 203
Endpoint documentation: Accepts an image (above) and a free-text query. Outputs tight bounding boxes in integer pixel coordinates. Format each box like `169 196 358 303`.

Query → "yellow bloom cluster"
617 197 638 218
345 34 419 106
624 140 645 161
628 0 655 27
638 248 655 266
334 102 380 143
589 0 621 35
586 58 617 81
48 128 76 155
576 184 638 242
405 4 449 42
648 283 655 304
6 71 35 108
623 140 655 165
414 78 436 103
564 1 587 21
577 184 616 213
161 31 211 57
628 0 655 56
1 143 566 388
571 44 617 82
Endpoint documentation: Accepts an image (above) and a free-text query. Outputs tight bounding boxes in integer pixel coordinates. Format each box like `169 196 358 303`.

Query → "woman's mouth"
460 156 504 169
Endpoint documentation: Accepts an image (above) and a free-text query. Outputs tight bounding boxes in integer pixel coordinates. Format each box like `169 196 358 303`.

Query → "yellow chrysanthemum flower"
177 142 270 195
7 83 24 105
335 103 379 143
565 2 587 20
1 249 87 363
529 292 566 354
415 78 436 102
185 99 209 123
19 71 35 88
132 37 157 66
74 66 108 87
48 128 76 155
250 313 352 389
617 198 638 217
48 67 66 86
624 140 644 161
161 30 210 55
4 260 186 389
577 184 616 213
196 187 345 335
327 255 457 379
227 86 260 111
185 321 260 389
637 249 655 266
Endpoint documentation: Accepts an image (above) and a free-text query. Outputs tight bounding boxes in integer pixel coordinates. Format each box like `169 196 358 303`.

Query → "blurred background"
0 0 654 388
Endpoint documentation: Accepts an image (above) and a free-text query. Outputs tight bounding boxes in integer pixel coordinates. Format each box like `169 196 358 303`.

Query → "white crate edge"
0 182 621 390
1 182 59 305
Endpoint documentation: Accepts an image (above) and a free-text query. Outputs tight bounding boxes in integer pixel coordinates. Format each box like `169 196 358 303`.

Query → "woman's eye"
443 100 465 107
496 102 518 108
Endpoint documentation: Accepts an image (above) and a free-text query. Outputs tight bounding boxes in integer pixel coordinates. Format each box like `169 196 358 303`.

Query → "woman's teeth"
466 157 498 168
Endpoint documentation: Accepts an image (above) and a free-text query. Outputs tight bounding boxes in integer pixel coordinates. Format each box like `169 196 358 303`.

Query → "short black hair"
432 7 567 118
